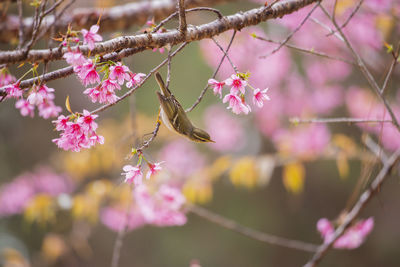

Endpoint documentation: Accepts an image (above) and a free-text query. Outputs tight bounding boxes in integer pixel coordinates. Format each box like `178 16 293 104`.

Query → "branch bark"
0 0 320 65
0 0 232 43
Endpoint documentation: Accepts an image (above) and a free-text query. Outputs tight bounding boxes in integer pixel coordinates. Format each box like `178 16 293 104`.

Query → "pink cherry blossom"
0 176 34 217
0 167 73 217
222 93 250 115
102 78 121 91
15 99 35 117
253 88 270 108
4 83 22 99
52 110 104 151
122 165 143 185
146 162 164 179
109 63 131 85
317 217 374 249
81 25 103 50
225 74 247 94
76 60 100 86
27 91 44 105
38 100 62 119
208 78 225 98
77 109 98 131
100 206 145 232
133 184 187 227
157 185 186 211
63 50 87 66
52 115 70 131
126 72 146 88
273 124 330 158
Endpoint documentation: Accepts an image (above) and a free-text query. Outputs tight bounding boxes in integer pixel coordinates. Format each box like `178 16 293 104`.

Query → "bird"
154 72 214 143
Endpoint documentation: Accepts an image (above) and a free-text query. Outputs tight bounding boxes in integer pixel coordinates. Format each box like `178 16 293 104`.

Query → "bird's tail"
155 72 171 97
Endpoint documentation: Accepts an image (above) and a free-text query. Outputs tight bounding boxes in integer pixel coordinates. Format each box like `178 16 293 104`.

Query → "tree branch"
0 0 232 43
290 117 393 124
0 0 320 65
303 149 400 267
189 204 319 253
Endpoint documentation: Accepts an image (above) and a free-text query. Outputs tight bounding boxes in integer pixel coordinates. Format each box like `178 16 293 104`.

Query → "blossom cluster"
100 183 187 231
122 161 163 186
0 167 74 217
63 48 145 104
52 110 104 152
1 69 62 119
317 217 374 249
208 73 270 115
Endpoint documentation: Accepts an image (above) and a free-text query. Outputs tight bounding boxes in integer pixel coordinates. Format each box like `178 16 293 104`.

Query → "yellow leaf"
24 194 55 224
183 179 213 204
229 157 259 189
336 152 349 179
283 162 305 194
65 95 73 114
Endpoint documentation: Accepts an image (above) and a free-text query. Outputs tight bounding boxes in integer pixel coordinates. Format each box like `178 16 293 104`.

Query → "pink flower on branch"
76 61 100 86
223 93 250 115
134 184 187 227
4 83 22 99
253 88 270 108
317 217 374 249
109 63 131 85
15 99 34 117
52 110 103 152
225 74 247 94
122 165 143 186
208 78 225 98
126 72 146 88
146 162 164 180
63 50 87 67
38 100 62 119
81 25 103 50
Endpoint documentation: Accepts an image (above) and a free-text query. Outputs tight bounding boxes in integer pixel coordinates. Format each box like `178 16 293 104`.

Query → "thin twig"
319 5 400 133
177 0 187 36
304 149 400 267
260 1 320 59
91 42 189 114
253 35 356 65
381 41 400 94
290 117 393 124
151 6 223 34
190 204 319 253
0 0 319 65
327 0 364 37
311 17 344 42
24 0 49 56
211 37 238 73
185 30 236 112
42 0 64 18
363 135 389 164
136 121 161 152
